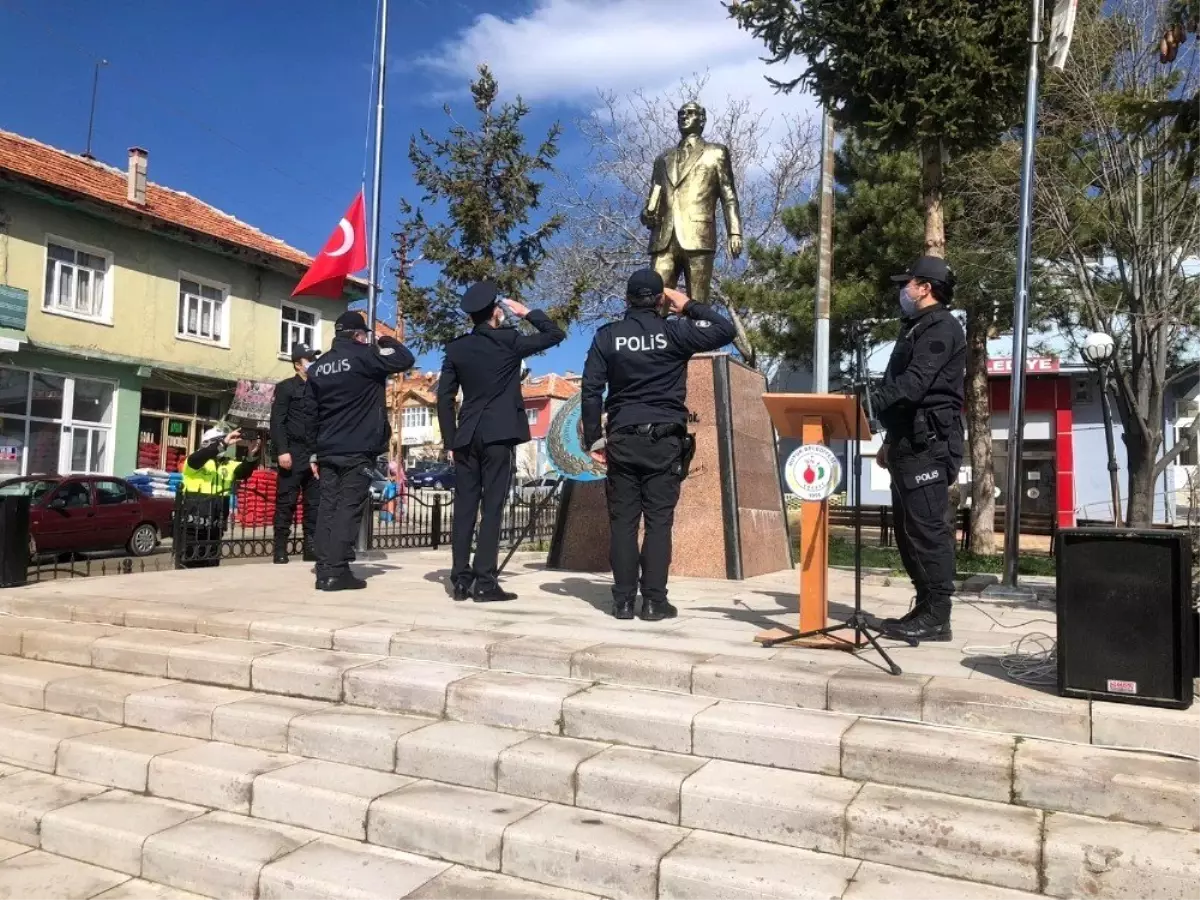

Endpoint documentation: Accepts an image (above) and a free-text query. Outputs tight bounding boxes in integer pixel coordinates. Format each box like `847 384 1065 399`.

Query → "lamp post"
1081 331 1122 527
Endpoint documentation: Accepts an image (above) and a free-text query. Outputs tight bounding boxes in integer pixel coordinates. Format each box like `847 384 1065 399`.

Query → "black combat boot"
880 611 953 643
611 597 636 620
273 532 289 565
317 572 367 592
639 598 678 622
881 593 929 628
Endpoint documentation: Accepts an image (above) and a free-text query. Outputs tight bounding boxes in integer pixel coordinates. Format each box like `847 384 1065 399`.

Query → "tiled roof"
388 370 439 406
522 374 580 401
0 128 362 287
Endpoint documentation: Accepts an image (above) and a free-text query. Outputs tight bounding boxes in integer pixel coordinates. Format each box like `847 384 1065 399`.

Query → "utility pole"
812 108 835 394
84 60 108 160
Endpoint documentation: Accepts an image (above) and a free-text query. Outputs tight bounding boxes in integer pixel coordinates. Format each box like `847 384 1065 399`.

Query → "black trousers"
451 438 513 591
314 454 372 581
605 429 683 605
889 443 957 622
274 457 319 548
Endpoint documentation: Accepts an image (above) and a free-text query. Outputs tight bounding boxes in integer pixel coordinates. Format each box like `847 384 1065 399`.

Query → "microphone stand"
763 321 912 674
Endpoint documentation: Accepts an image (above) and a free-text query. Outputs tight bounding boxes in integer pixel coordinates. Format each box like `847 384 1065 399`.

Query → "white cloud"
420 0 817 127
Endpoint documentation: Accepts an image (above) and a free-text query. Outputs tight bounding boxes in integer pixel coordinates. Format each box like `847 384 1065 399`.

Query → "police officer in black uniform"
302 310 415 591
581 269 736 621
437 282 565 603
872 255 966 642
270 343 321 564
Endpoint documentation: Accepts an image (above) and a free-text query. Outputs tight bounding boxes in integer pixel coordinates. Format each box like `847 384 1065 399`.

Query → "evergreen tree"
395 66 571 352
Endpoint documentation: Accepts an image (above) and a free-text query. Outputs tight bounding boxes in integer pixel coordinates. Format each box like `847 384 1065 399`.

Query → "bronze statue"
641 101 743 304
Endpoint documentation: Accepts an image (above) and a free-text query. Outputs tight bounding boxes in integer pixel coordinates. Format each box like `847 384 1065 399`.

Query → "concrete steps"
0 641 1195 896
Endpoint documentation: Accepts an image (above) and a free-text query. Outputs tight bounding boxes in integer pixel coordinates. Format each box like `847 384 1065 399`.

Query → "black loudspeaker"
0 496 29 588
1056 528 1194 709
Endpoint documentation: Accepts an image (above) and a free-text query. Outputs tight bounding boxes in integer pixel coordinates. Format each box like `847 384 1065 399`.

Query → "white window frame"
42 234 114 325
176 272 231 348
279 301 320 360
402 406 431 430
0 365 118 477
526 407 539 425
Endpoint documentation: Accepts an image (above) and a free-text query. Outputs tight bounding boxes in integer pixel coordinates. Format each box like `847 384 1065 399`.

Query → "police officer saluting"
302 311 415 591
872 255 966 642
270 343 321 565
581 269 736 621
437 282 565 602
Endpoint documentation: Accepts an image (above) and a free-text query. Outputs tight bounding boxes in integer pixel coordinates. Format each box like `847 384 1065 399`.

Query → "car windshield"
0 479 59 501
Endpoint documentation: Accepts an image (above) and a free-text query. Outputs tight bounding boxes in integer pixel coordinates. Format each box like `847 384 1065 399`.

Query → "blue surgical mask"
899 286 919 318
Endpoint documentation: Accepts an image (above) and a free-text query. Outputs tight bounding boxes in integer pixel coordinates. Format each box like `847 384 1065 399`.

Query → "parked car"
517 476 560 501
409 464 455 491
0 475 176 558
404 460 442 481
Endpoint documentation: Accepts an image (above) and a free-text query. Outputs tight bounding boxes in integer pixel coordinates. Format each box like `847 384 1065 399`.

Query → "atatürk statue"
641 102 743 304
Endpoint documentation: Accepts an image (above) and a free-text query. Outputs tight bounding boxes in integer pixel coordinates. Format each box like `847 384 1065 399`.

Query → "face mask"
300 360 311 373
899 286 920 318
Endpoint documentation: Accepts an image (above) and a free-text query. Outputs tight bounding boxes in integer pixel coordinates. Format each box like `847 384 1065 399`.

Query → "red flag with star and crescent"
292 191 368 299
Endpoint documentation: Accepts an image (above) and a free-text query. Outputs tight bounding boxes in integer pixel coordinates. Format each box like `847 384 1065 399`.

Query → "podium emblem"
785 444 841 501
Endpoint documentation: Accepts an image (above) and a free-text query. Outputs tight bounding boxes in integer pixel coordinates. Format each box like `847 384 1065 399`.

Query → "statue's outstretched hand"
729 235 743 257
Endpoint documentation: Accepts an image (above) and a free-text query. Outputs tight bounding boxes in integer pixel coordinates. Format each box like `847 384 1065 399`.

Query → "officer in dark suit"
270 343 321 564
581 269 736 620
302 311 415 591
872 255 966 642
437 282 565 602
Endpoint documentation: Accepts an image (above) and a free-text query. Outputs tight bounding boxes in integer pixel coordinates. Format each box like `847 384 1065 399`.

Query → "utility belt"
899 407 961 452
610 422 697 480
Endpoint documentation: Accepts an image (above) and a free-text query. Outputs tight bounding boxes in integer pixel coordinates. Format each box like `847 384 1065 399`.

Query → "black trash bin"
0 495 30 588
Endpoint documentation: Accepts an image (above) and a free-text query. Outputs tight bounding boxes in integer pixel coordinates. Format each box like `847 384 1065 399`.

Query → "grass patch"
828 536 1057 578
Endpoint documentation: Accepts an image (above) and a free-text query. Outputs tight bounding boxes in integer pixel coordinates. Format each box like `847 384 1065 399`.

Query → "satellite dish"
547 392 606 481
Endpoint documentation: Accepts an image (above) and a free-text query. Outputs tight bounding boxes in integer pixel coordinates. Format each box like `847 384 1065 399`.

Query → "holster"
677 433 697 480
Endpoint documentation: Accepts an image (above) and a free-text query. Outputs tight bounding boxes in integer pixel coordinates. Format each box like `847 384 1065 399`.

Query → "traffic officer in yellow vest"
178 427 261 568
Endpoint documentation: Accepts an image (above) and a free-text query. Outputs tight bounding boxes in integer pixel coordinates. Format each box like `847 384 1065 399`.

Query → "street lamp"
1081 331 1122 527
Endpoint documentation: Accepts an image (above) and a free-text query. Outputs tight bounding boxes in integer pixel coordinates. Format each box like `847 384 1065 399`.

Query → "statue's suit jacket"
645 138 742 255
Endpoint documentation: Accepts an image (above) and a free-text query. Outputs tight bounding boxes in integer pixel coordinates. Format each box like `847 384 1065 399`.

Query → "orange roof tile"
522 374 580 401
0 128 364 290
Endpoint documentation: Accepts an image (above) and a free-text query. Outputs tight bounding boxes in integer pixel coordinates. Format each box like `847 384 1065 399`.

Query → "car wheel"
128 523 158 557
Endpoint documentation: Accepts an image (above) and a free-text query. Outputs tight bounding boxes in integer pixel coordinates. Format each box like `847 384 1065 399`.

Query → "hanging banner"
1048 0 1079 70
226 380 276 428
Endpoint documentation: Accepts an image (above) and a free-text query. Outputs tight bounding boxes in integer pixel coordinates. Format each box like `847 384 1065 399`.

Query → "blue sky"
0 0 809 376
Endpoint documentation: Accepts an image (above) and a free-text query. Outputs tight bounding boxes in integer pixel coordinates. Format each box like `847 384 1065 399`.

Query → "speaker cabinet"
1055 528 1194 709
0 496 29 588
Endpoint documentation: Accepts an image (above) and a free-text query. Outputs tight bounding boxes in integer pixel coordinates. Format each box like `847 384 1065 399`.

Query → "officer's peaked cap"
891 255 954 286
626 269 664 299
461 281 499 314
334 310 368 332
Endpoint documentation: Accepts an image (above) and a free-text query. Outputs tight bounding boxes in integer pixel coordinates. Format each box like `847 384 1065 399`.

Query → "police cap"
290 343 320 363
626 268 664 300
461 281 499 315
891 255 954 286
334 311 368 333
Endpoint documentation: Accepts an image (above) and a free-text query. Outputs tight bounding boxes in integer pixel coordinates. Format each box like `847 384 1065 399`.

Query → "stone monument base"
546 353 792 580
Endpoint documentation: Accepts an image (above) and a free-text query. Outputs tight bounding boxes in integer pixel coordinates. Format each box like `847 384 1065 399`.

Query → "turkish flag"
292 191 368 299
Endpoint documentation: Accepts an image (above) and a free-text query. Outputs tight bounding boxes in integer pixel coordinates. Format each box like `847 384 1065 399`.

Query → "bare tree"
535 74 819 370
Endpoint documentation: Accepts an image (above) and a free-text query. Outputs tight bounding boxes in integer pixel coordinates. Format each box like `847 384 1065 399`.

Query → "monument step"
0 629 1196 834
0 662 1195 900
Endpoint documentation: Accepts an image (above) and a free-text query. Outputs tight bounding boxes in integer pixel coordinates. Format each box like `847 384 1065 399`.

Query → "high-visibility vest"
181 458 241 496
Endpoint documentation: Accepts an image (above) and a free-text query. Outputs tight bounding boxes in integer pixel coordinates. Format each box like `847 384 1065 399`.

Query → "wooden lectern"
755 393 873 647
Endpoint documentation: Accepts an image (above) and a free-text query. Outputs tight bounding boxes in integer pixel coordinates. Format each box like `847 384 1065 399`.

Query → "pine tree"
395 66 570 352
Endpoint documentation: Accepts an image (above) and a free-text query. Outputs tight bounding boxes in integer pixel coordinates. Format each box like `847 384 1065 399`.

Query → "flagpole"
365 0 388 343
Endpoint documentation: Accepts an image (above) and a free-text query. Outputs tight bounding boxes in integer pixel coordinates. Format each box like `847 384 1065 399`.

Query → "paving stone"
845 862 1045 899
0 659 82 708
0 849 129 899
0 617 56 655
691 701 851 776
71 602 132 627
562 686 716 753
0 770 107 845
332 622 410 655
90 631 211 677
575 747 707 825
122 603 204 633
250 616 361 649
571 645 711 692
287 707 432 771
148 742 300 813
409 865 598 899
690 655 834 710
20 623 120 665
92 878 210 900
56 729 206 792
123 682 252 738
252 649 380 701
846 783 1042 891
252 760 415 840
142 811 315 900
258 836 449 900
1041 811 1200 899
195 611 260 640
389 627 514 667
501 803 687 900
1015 739 1199 831
343 658 474 717
827 669 931 720
842 719 1015 803
445 671 588 733
658 830 860 900
44 672 172 724
680 759 860 854
166 638 289 689
922 677 1091 742
0 711 119 772
488 636 600 678
1090 701 1200 758
41 790 204 876
394 721 531 791
211 696 332 752
367 781 543 871
496 735 608 805
0 839 26 863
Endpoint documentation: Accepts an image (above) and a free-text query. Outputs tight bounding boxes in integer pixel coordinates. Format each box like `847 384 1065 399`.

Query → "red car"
0 476 175 558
